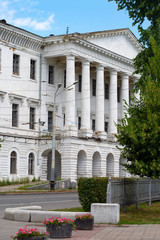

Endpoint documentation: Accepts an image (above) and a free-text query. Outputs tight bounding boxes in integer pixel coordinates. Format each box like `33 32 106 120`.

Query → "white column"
134 78 140 100
109 70 117 134
121 74 129 118
96 65 104 132
65 55 76 127
81 60 90 129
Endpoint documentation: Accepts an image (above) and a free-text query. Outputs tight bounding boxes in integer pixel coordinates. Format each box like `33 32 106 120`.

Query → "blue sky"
0 0 149 38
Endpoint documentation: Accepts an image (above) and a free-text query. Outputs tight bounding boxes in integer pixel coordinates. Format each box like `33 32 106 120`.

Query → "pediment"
80 29 141 60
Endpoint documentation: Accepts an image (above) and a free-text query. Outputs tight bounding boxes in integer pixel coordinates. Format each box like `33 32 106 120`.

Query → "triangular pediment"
79 28 141 60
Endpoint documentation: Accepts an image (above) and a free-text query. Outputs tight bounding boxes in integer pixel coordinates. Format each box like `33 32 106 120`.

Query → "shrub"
77 177 109 212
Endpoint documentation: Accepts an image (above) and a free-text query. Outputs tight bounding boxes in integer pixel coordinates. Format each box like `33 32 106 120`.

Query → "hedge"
77 177 109 212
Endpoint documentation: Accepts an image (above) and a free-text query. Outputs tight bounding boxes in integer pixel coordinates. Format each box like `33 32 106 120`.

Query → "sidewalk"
1 217 160 240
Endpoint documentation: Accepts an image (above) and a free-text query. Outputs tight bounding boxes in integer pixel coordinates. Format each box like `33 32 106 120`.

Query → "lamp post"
50 81 78 190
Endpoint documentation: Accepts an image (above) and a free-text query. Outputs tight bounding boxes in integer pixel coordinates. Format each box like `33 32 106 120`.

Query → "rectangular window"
117 86 120 102
78 75 82 92
92 119 95 132
10 151 17 174
48 65 54 85
30 59 36 80
64 70 66 88
105 121 108 133
29 107 35 129
63 114 65 126
105 83 109 99
78 117 81 130
92 79 96 96
13 54 20 75
48 111 53 132
12 104 18 127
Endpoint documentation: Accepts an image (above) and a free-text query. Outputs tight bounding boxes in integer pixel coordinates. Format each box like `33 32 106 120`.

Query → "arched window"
28 153 34 175
10 151 17 174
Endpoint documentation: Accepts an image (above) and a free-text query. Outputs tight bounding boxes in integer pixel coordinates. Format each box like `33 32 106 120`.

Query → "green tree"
108 0 160 88
116 36 160 178
107 0 160 28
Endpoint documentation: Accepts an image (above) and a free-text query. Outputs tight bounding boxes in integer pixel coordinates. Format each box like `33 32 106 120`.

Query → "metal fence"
106 177 160 210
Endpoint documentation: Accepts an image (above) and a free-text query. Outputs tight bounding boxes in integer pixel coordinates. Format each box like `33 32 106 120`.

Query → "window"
92 79 96 96
12 103 18 127
13 54 20 75
48 65 54 85
105 121 108 133
78 117 81 130
78 75 82 92
117 86 120 102
64 70 66 88
92 119 95 131
30 59 36 80
63 114 65 126
48 111 53 132
10 151 17 174
105 83 109 99
29 107 35 129
28 153 34 175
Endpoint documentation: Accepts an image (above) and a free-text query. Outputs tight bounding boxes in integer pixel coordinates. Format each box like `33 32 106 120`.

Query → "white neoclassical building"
0 20 141 181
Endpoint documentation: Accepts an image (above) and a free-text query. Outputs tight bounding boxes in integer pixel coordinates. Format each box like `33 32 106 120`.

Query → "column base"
63 125 78 137
93 131 107 141
107 133 117 142
78 128 93 138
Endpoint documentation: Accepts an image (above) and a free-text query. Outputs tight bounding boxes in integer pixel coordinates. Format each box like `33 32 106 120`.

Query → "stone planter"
17 237 47 240
75 218 94 230
46 223 72 238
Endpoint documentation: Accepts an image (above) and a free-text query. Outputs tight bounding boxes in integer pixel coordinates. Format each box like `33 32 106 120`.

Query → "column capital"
121 72 129 79
96 64 104 71
81 59 90 66
66 55 75 61
109 69 118 75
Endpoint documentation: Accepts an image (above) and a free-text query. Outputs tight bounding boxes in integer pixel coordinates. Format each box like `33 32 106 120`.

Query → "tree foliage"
108 0 160 28
116 37 160 178
108 0 160 87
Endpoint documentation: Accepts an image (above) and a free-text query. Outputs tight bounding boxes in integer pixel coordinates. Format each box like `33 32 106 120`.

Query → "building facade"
0 20 141 181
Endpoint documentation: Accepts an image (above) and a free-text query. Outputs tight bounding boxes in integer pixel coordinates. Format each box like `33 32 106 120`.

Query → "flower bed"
75 214 94 230
42 217 76 238
10 226 48 240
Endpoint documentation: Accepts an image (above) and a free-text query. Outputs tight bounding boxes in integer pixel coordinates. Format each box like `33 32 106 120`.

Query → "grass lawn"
52 201 160 225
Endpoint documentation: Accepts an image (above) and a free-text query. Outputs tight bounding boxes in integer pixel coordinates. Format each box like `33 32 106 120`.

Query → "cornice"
75 28 142 51
0 24 44 52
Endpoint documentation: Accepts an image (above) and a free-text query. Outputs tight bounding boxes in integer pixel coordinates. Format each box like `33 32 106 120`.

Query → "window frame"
30 59 36 80
78 74 82 93
13 54 20 75
28 152 34 175
78 116 81 130
64 70 66 88
105 121 108 133
48 111 53 132
92 79 96 96
92 119 95 132
105 82 109 100
117 86 120 103
29 107 35 129
48 65 54 85
10 151 17 174
12 103 19 127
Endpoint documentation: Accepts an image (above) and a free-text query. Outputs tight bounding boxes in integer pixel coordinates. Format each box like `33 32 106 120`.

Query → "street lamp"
50 81 78 190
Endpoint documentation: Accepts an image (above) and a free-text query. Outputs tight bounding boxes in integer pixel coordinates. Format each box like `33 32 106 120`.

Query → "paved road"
0 192 81 217
0 192 81 240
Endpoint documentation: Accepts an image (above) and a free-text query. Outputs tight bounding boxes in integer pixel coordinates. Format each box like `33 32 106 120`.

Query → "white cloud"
0 0 55 31
13 14 54 30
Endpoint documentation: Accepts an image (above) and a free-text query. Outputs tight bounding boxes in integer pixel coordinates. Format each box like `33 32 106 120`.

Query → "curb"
4 206 89 222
